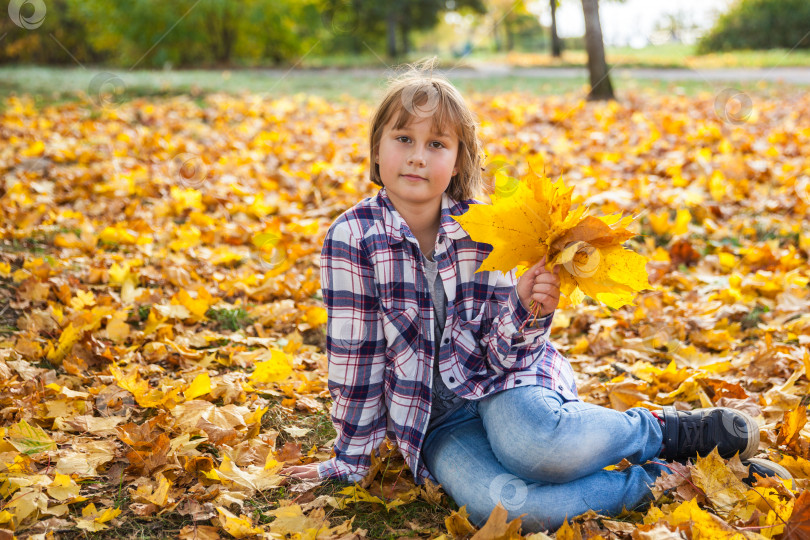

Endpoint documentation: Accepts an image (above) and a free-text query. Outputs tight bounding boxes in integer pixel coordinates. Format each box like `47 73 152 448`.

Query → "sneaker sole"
745 457 793 481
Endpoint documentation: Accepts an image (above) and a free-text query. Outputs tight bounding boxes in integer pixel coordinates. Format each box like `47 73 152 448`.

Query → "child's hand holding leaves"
517 256 560 318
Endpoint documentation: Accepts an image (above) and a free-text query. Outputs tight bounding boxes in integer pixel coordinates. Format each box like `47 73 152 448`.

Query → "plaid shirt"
317 187 579 485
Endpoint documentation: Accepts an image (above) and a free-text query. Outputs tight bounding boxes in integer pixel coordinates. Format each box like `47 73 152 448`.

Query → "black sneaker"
742 457 793 486
660 406 759 461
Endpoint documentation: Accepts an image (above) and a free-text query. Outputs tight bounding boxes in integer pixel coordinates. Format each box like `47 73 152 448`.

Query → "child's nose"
407 148 426 166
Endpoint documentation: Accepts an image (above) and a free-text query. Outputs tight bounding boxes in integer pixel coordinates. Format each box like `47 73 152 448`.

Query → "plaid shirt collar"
377 187 470 246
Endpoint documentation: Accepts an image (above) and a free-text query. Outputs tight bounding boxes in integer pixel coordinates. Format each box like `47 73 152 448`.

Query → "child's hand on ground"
279 463 321 480
516 256 561 317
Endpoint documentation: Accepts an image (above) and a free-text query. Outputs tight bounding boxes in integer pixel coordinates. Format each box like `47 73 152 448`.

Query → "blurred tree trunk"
399 10 411 55
204 1 236 65
386 7 398 58
549 0 562 57
505 19 514 50
581 0 614 100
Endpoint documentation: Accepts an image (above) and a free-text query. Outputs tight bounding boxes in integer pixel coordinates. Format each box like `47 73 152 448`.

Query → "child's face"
376 114 459 214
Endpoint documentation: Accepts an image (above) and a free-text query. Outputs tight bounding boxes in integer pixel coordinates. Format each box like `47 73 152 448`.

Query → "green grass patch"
2 61 808 111
315 481 455 539
206 307 253 332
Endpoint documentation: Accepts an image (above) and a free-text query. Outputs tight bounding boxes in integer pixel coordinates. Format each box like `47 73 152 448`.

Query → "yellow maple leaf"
473 502 526 539
304 306 328 328
131 474 171 506
105 310 131 343
250 349 293 384
666 498 745 539
185 372 211 400
47 473 81 501
21 140 45 157
689 450 748 519
7 419 57 455
70 289 96 310
265 504 329 536
170 186 204 212
336 485 406 511
98 225 139 245
445 505 476 538
3 487 48 528
745 487 794 538
169 224 202 251
555 519 580 540
170 287 215 321
75 503 121 532
777 454 810 479
46 323 81 364
216 506 264 538
452 164 650 309
109 364 175 409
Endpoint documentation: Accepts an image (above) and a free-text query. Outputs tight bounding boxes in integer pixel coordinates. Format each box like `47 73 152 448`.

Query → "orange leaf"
784 491 810 540
777 405 808 447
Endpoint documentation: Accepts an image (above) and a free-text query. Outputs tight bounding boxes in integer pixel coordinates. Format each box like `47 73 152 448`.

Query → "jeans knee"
526 460 584 484
488 416 560 468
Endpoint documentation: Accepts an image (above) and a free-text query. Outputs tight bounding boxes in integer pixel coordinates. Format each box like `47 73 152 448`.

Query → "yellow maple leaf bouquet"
452 159 652 311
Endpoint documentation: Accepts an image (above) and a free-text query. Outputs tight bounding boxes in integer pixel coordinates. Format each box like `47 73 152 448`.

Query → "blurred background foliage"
1 0 809 68
1 0 491 67
696 0 810 53
1 0 607 68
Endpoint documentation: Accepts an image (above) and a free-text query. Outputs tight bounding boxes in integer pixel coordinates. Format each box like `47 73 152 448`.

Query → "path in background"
264 66 810 84
1 66 807 104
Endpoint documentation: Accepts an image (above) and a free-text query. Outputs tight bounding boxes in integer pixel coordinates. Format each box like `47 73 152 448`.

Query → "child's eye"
396 136 410 143
430 141 445 149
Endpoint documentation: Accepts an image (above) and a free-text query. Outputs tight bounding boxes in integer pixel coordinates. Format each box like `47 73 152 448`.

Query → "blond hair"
369 58 483 202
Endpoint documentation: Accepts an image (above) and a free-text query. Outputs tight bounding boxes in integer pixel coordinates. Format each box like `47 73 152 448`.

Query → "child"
280 59 790 533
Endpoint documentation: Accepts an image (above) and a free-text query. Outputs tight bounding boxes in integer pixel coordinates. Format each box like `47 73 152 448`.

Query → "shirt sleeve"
481 267 555 372
316 221 388 483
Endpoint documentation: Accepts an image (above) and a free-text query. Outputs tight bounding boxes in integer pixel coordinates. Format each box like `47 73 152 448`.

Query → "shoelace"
678 415 711 455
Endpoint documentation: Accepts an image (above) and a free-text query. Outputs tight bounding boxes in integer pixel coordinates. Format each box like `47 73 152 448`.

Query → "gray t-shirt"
421 252 467 431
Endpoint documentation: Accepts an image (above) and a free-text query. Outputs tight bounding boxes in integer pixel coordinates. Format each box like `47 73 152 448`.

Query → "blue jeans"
421 385 667 533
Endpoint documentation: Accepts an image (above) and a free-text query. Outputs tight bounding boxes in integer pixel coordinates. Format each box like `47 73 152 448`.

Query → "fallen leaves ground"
1 87 809 539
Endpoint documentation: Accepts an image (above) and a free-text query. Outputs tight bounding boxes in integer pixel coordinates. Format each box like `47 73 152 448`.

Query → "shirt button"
557 384 564 391
449 377 455 383
515 379 522 384
443 338 449 344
